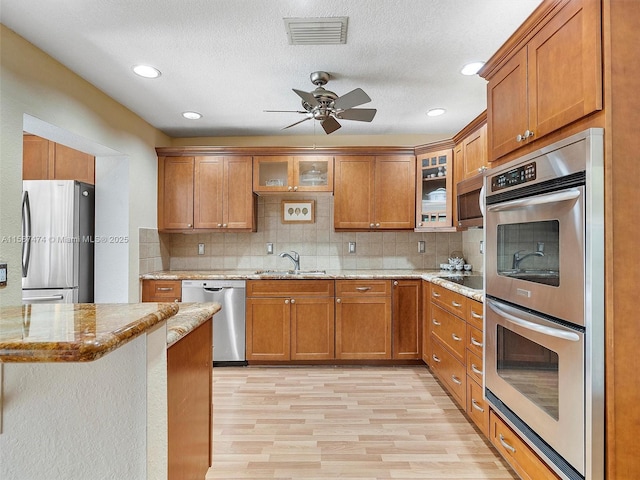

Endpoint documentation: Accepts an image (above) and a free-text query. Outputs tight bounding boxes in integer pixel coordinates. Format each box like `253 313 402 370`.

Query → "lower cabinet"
335 280 392 360
391 279 421 359
141 279 182 302
489 410 561 480
430 337 466 408
245 280 335 361
167 318 213 480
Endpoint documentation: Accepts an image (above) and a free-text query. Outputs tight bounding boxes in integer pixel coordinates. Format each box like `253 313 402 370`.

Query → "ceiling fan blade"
321 116 341 134
333 88 371 110
292 88 320 108
282 117 311 130
338 108 377 122
264 109 308 114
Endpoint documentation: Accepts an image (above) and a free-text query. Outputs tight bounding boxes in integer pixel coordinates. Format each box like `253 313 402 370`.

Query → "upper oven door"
485 185 585 326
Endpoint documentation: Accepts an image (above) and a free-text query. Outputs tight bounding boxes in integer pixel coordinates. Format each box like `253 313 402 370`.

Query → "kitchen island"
0 301 220 480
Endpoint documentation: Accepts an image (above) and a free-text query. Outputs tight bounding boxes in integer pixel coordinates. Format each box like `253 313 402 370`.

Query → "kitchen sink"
255 269 327 276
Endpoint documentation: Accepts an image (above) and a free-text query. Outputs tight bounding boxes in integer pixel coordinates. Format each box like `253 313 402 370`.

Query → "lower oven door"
485 298 585 476
485 185 585 326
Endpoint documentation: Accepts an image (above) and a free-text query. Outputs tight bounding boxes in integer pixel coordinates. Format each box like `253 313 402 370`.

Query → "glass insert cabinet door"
253 156 333 193
415 148 452 230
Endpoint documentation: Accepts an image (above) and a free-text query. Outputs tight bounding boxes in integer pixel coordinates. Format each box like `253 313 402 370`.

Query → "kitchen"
0 1 638 479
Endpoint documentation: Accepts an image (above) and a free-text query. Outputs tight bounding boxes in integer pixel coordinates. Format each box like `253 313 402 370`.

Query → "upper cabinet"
460 122 487 180
334 155 416 231
415 148 453 230
23 134 95 184
481 0 602 161
158 156 256 232
253 155 333 193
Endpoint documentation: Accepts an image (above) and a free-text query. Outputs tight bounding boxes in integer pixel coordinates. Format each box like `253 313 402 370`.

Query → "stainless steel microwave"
456 175 484 228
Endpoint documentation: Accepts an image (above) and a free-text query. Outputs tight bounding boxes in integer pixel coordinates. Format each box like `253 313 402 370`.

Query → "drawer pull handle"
432 318 441 326
471 337 484 348
451 375 462 385
451 333 462 342
432 292 441 298
471 310 483 319
356 287 372 291
157 287 173 292
499 434 517 454
452 301 462 307
432 354 441 363
471 363 483 375
472 399 485 412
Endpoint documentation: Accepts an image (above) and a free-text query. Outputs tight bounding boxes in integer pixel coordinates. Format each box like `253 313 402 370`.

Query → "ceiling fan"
265 71 377 134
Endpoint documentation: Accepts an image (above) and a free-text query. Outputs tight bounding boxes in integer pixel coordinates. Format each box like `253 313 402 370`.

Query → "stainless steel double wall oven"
484 129 604 480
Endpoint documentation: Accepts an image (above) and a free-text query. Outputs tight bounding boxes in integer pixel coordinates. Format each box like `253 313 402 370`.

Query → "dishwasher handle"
203 287 227 292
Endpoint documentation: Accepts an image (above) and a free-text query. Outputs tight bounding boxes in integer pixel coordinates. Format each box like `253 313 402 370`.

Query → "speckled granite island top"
142 269 484 302
0 302 221 362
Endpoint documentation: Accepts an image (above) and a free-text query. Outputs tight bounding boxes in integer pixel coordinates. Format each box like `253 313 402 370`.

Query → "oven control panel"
491 162 536 192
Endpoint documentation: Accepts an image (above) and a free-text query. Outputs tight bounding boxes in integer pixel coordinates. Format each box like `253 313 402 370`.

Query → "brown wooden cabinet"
167 318 212 480
334 156 415 230
253 155 333 193
245 280 335 362
335 280 392 359
158 155 255 232
23 134 95 184
141 279 182 302
415 148 453 230
391 279 421 360
464 298 488 436
461 123 487 179
421 281 432 366
482 0 602 161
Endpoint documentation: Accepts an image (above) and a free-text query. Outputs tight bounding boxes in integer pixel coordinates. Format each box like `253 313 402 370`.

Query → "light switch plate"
418 241 425 253
348 242 356 254
0 263 6 287
198 244 205 255
266 243 274 255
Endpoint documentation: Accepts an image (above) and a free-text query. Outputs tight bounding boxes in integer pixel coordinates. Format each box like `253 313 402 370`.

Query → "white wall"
0 25 170 306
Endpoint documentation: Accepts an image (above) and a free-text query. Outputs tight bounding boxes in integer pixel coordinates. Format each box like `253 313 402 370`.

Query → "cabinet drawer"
466 299 484 330
142 280 182 302
336 280 390 296
467 324 484 358
247 279 334 297
430 338 466 409
490 410 561 480
430 283 466 317
430 304 466 362
466 349 484 385
467 378 489 436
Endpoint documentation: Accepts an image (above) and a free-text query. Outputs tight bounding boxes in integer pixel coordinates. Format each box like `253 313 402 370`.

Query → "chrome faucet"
512 250 544 270
279 251 300 272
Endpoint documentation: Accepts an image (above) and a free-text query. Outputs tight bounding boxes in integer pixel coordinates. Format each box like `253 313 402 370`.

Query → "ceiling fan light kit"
266 71 377 134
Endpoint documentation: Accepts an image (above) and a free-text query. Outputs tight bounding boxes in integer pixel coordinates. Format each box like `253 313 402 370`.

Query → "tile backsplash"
140 195 486 273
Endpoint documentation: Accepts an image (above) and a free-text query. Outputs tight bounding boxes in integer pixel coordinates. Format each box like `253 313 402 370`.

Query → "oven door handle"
487 299 580 342
486 189 581 212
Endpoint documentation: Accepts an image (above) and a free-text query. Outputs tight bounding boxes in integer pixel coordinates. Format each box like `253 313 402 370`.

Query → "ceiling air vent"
284 17 348 45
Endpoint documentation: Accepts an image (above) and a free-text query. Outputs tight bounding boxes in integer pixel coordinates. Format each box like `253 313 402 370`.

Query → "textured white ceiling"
0 0 542 138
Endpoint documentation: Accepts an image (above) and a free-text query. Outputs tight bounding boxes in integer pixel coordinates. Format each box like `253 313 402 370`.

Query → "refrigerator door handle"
22 191 32 277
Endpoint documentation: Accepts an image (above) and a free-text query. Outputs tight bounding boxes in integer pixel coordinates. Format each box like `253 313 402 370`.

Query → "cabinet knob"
293 186 298 191
478 166 487 173
516 134 524 143
336 298 341 304
217 224 222 227
288 186 293 191
187 224 192 227
375 223 380 228
284 299 290 304
393 281 399 286
370 223 375 228
222 224 228 228
290 299 296 304
524 129 534 139
419 222 423 226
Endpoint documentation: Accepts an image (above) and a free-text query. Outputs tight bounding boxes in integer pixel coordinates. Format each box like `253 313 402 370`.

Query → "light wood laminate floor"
207 366 517 479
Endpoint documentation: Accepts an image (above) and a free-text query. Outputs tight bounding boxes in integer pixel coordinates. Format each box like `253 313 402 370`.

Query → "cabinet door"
392 280 421 359
335 296 391 359
141 280 182 302
421 281 432 365
462 123 487 179
290 297 335 360
487 47 529 161
23 134 53 180
293 156 333 192
245 298 291 361
416 149 452 230
334 156 375 229
253 156 292 192
53 143 95 184
194 156 223 229
159 157 195 230
374 156 416 229
224 156 255 230
527 0 602 140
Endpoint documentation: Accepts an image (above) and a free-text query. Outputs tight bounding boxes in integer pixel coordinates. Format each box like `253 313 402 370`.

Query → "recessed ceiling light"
132 64 161 78
182 111 202 120
461 62 485 76
427 108 446 117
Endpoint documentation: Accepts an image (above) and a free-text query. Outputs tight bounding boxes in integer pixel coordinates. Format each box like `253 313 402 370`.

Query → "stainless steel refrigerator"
21 180 95 304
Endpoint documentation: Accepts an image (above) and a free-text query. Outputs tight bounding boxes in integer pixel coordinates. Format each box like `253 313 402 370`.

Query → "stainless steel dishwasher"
181 280 246 366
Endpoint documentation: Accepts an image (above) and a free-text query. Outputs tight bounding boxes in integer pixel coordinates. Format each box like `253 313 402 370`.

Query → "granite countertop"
0 302 220 363
142 269 484 302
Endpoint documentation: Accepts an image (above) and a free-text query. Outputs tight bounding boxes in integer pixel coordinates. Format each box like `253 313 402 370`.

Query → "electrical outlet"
266 243 274 255
0 263 6 287
348 242 356 254
418 241 425 253
480 240 484 254
198 244 205 255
